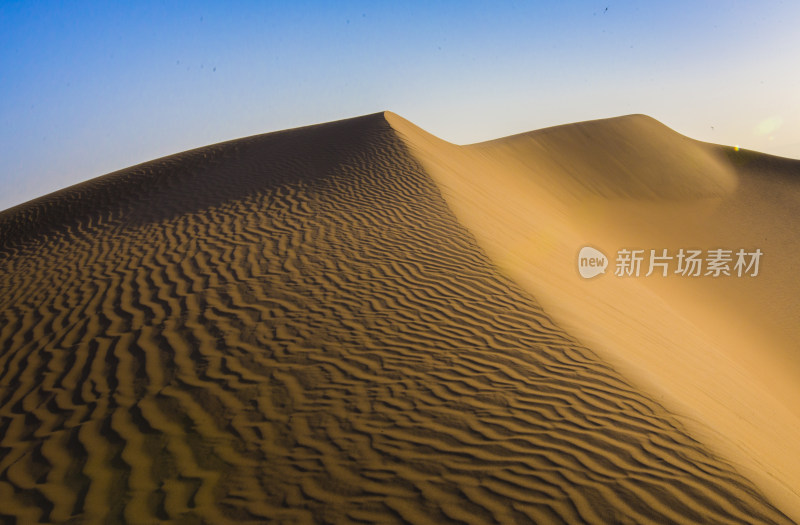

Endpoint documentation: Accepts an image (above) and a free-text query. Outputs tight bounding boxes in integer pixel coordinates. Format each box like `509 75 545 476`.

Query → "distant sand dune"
0 113 795 523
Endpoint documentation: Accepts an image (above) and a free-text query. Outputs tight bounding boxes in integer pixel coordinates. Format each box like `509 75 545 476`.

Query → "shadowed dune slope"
0 112 795 523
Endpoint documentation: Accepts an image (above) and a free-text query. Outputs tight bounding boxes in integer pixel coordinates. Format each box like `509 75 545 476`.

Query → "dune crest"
0 112 795 523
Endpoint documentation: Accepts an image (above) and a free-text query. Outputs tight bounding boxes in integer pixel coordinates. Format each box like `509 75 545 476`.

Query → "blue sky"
1 1 799 211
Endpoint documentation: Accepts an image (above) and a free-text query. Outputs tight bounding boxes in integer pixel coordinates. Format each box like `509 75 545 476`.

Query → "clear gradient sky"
1 1 799 211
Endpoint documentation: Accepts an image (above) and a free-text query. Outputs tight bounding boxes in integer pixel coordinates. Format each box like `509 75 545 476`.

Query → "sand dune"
0 112 796 523
389 111 800 520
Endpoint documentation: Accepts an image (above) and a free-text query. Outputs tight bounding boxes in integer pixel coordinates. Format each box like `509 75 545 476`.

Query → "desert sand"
0 112 797 523
388 111 800 521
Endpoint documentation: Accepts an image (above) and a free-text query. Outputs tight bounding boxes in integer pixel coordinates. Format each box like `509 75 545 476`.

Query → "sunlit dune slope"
388 111 800 521
0 112 795 524
475 114 736 199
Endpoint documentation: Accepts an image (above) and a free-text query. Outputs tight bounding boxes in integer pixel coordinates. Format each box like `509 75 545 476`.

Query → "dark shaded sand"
0 113 795 523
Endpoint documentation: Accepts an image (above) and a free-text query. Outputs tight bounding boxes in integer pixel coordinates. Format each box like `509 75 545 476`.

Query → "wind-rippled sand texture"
0 113 793 524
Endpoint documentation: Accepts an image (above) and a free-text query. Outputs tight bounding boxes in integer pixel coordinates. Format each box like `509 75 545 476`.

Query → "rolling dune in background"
0 112 797 524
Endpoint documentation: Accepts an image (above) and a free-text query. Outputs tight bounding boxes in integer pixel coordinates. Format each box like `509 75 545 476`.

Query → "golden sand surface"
0 112 796 523
388 111 800 521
